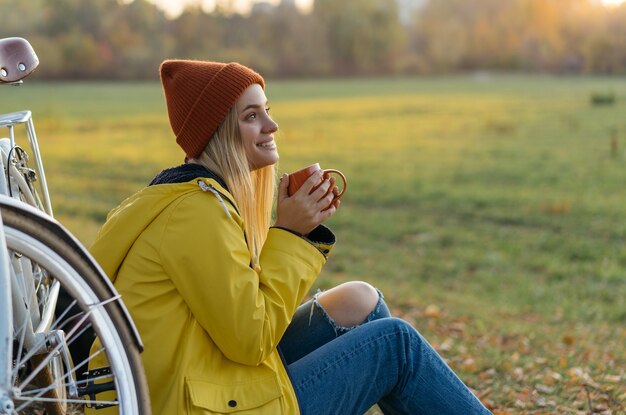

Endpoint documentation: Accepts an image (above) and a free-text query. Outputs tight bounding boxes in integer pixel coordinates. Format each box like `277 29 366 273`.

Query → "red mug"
287 163 347 199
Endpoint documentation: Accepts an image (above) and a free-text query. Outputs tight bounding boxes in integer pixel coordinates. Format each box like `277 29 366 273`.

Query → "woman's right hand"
274 170 340 236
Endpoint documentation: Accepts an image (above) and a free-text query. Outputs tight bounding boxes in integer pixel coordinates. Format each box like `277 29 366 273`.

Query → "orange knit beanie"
159 59 265 159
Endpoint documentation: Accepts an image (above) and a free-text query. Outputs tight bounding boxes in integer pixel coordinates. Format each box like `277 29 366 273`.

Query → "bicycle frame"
0 110 52 216
0 110 62 414
0 36 150 414
0 110 61 397
0 209 13 413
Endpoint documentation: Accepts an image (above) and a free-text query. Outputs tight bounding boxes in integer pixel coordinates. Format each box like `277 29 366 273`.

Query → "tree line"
0 0 625 80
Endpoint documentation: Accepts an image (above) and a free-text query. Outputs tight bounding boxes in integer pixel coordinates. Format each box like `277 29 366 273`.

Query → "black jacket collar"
149 163 228 190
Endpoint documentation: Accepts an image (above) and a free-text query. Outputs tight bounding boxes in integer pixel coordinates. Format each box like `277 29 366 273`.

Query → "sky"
147 0 313 17
147 0 624 18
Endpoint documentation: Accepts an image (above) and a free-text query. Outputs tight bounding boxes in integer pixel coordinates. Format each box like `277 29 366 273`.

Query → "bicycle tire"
2 205 151 414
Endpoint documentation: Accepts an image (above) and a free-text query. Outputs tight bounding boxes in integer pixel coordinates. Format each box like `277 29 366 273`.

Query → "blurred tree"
168 7 221 60
313 0 405 75
0 0 47 39
578 3 626 74
1 0 625 78
106 0 170 79
411 0 471 72
602 4 626 74
248 1 331 76
27 0 117 77
517 0 568 71
409 0 626 75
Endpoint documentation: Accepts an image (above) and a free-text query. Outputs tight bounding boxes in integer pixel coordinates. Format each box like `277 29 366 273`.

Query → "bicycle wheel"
2 204 151 414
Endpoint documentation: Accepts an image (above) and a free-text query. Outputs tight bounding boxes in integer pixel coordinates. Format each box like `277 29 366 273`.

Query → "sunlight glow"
146 0 313 17
142 0 622 18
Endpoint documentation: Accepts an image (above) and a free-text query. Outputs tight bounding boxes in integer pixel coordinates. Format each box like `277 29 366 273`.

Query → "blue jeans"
278 291 492 415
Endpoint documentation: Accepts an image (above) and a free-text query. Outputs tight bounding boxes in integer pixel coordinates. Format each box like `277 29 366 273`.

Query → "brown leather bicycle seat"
0 37 39 83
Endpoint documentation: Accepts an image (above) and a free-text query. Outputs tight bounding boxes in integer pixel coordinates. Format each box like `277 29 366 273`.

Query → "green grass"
1 75 625 413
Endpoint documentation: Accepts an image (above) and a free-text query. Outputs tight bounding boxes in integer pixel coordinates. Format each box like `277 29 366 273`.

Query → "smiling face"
236 84 279 170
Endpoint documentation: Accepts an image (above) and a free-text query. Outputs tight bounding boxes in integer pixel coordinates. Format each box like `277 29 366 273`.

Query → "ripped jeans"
278 290 492 415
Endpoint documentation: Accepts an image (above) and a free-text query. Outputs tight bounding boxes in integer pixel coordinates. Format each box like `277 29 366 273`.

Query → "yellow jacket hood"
91 179 228 284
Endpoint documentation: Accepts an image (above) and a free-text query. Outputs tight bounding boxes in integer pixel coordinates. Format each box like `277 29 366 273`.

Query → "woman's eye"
247 113 257 120
265 107 271 114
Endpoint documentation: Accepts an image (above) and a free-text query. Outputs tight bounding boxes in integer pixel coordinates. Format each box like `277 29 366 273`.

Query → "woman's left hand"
274 172 341 235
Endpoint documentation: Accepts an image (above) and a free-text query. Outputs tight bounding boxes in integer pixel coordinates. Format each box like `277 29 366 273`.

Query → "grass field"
1 75 625 414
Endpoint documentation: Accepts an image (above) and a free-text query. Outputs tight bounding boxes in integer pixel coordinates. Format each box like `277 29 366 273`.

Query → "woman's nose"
264 118 279 134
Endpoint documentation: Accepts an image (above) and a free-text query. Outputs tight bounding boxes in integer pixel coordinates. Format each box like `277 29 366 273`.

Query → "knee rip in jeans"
309 288 385 336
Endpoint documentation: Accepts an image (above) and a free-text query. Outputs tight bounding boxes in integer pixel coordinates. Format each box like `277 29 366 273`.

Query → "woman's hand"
274 170 341 236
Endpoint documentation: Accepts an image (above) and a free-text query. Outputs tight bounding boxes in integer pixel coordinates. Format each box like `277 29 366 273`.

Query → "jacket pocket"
186 375 283 414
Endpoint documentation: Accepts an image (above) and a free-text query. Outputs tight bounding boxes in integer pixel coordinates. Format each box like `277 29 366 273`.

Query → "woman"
90 59 491 414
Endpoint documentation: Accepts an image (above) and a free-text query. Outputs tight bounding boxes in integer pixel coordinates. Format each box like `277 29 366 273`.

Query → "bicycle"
0 37 150 414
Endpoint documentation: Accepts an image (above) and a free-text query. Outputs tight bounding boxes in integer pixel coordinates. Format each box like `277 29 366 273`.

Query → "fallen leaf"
569 367 586 382
543 371 562 385
461 358 478 373
480 368 496 380
438 337 453 352
477 387 493 399
424 304 441 318
449 321 466 333
535 396 548 407
535 383 555 394
562 333 575 346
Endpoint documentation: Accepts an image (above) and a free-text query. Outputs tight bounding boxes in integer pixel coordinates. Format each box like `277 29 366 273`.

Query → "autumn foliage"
0 0 625 79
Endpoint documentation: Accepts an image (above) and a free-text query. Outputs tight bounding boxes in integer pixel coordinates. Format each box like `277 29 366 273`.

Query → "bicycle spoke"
15 305 95 384
12 294 81 379
69 347 105 382
15 396 118 411
49 296 78 331
45 294 94 349
14 294 120 390
54 311 91 340
63 319 93 348
87 294 122 309
16 347 107 404
15 345 109 411
19 370 113 396
14 309 93 388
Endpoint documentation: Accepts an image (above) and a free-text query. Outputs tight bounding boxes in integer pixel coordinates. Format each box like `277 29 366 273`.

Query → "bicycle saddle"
0 37 39 83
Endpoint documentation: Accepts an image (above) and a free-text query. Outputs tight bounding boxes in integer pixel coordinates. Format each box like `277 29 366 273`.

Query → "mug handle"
323 169 347 198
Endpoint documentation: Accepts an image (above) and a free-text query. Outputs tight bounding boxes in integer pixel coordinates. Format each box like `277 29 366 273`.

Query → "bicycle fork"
0 210 15 414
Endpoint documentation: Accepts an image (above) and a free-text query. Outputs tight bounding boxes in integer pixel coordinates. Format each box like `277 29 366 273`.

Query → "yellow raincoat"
88 177 333 415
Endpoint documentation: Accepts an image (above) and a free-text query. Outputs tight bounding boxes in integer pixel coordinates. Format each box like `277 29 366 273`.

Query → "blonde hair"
196 106 276 270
